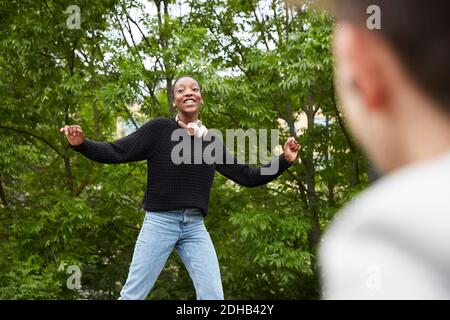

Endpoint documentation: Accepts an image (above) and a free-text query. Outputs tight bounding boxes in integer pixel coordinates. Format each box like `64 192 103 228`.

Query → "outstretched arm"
60 121 156 164
215 137 300 187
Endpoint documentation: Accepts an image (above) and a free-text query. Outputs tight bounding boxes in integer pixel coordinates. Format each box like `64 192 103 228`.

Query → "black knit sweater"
71 118 292 215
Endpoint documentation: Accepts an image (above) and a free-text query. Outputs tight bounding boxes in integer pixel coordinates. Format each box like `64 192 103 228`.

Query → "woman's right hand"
60 125 85 146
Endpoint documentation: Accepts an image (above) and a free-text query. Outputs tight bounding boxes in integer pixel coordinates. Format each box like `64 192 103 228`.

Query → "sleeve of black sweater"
215 144 293 187
69 120 157 164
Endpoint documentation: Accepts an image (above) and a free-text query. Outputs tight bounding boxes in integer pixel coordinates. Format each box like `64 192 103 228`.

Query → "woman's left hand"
283 137 301 163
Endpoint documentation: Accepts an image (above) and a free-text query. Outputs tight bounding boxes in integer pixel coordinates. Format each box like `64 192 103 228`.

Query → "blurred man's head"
333 0 450 173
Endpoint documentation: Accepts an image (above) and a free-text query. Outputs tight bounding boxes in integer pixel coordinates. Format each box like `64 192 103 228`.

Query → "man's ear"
341 24 388 111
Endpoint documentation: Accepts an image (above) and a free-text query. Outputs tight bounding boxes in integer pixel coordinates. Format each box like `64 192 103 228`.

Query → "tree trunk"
305 107 321 249
350 159 360 187
63 154 74 195
0 177 8 207
92 100 101 138
367 160 380 184
166 76 175 114
325 116 335 206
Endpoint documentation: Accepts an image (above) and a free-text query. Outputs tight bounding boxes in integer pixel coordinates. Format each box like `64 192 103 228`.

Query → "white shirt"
319 150 450 299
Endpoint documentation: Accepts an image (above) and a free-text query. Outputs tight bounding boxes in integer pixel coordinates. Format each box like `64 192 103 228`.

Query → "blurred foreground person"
320 0 450 299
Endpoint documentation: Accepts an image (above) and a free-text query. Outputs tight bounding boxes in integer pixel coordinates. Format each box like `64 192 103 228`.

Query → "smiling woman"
59 75 300 300
172 76 208 138
172 76 204 122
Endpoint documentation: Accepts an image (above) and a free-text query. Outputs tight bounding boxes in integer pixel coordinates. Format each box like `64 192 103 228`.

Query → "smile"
183 99 196 104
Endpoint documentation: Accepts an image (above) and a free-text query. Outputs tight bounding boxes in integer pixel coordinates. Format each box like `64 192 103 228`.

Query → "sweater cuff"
279 153 294 169
69 140 87 152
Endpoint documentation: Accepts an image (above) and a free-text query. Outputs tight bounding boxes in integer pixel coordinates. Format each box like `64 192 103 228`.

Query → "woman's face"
173 77 203 114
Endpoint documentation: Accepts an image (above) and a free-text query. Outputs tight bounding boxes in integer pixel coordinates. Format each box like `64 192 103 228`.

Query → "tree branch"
252 6 271 50
122 5 153 49
75 163 94 196
285 169 308 205
0 126 63 157
330 89 356 153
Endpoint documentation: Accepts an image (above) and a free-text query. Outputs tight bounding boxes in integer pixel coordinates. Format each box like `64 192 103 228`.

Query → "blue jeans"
119 209 224 300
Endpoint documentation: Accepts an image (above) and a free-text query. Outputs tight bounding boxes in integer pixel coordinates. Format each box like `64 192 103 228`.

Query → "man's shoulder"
350 154 450 221
323 152 450 254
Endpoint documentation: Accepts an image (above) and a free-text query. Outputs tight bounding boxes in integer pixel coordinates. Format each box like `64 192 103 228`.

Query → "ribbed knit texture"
71 118 292 215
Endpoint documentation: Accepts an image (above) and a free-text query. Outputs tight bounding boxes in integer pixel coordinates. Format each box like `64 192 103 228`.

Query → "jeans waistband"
147 208 202 215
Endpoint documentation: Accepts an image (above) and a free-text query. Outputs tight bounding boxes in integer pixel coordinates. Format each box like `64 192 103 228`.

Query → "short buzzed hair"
335 0 450 114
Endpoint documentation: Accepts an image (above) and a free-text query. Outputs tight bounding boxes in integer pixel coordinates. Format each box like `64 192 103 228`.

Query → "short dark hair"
171 75 202 103
335 0 450 114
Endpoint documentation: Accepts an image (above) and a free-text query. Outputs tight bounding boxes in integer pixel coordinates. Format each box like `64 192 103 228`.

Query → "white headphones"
175 114 208 138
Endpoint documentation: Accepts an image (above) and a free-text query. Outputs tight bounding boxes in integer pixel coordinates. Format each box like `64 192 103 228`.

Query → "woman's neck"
177 112 199 124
